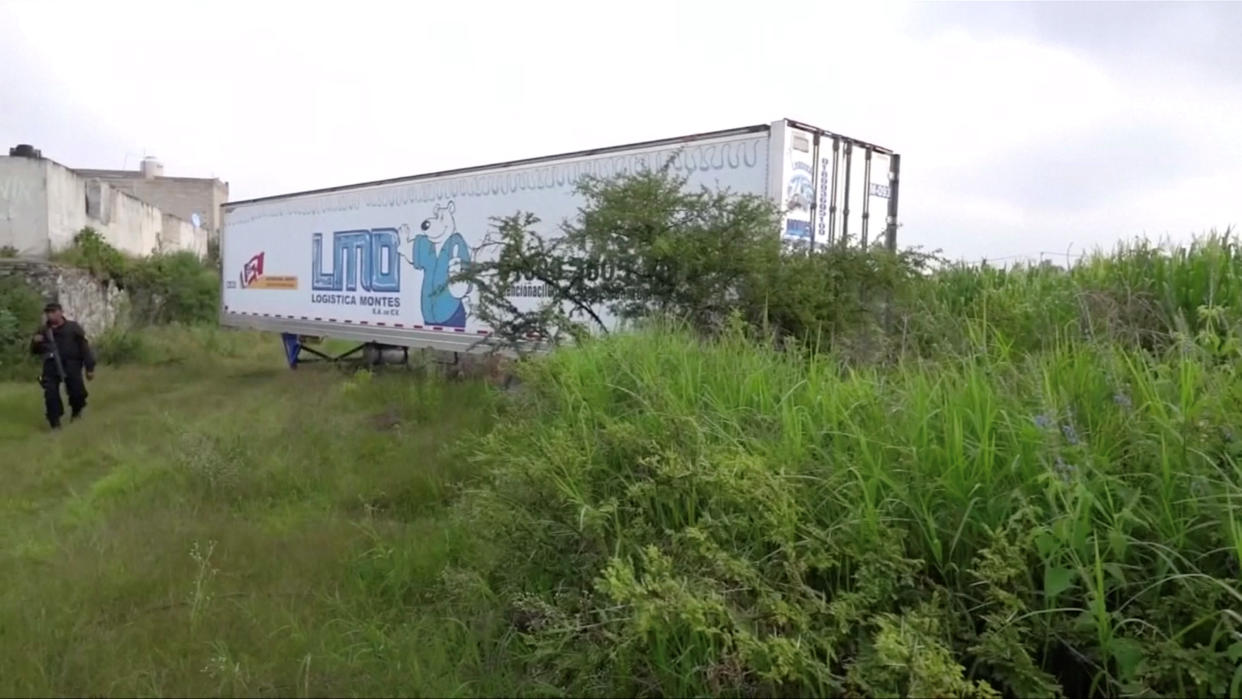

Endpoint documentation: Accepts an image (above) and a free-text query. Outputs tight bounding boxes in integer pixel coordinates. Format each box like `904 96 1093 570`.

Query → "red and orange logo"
240 252 298 290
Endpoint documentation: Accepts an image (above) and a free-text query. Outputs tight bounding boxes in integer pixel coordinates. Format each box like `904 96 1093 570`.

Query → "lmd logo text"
310 228 403 316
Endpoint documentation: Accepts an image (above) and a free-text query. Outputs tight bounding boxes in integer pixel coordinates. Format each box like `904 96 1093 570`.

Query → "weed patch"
460 327 1242 697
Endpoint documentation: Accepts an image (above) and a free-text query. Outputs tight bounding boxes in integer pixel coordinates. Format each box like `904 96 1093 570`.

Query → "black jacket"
30 320 96 371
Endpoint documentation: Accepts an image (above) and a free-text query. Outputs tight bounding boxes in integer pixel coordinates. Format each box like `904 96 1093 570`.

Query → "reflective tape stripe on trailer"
233 312 490 334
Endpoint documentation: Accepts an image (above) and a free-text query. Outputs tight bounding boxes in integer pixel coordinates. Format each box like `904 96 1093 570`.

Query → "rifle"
41 315 67 384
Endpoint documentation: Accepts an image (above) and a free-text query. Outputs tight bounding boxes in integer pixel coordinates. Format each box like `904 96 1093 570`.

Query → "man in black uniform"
29 302 96 430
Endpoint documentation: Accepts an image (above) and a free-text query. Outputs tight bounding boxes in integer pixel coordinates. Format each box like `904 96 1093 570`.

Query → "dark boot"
43 373 64 430
64 365 87 423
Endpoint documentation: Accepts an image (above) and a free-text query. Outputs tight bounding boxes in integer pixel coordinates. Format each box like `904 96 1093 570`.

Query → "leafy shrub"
206 237 221 268
753 242 937 358
54 227 129 285
458 326 1242 698
0 245 17 258
458 167 784 349
456 164 1237 366
0 308 18 343
0 308 23 374
55 227 220 326
0 276 42 379
127 251 219 325
456 166 936 355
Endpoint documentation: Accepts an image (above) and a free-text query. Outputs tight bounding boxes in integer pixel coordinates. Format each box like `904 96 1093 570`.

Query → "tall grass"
461 321 1242 697
5 232 1242 697
456 231 1242 698
909 231 1242 360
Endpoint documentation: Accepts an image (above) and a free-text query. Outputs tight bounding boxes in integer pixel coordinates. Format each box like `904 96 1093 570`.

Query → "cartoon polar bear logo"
786 173 813 212
409 200 472 328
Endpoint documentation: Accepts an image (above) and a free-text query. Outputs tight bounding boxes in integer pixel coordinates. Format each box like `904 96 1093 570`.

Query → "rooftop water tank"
140 156 164 179
9 144 42 158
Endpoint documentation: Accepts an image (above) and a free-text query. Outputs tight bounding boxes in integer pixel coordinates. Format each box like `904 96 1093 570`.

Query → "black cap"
43 302 62 312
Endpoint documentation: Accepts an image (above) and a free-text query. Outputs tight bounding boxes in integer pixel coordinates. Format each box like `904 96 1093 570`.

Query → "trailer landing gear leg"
278 336 406 371
281 333 302 370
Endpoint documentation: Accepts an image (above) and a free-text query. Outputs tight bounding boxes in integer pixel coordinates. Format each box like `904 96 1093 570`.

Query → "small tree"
457 166 783 351
455 165 935 357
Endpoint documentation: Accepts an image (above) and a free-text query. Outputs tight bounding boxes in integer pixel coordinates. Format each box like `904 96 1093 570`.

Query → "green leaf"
1111 638 1143 681
1074 610 1097 631
1035 531 1058 557
1107 529 1128 558
1104 562 1127 586
1044 566 1074 601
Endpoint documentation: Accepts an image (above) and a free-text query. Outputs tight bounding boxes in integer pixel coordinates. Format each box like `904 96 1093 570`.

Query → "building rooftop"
74 168 226 185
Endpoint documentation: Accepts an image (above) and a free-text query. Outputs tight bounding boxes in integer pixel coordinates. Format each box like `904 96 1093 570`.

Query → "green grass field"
4 235 1242 697
0 328 510 697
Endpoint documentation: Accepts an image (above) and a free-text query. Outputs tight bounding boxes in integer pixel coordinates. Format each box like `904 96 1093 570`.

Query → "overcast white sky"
1 0 1238 262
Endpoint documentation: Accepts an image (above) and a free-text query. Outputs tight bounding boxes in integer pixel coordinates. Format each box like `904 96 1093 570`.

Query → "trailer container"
219 118 900 364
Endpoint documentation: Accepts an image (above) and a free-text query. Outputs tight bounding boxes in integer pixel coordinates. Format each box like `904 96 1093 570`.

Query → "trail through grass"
0 331 508 697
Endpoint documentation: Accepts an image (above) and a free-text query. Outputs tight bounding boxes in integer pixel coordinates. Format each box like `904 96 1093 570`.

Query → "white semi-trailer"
219 119 900 365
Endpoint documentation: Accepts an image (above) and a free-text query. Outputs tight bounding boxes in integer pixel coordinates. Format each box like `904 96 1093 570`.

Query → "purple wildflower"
1053 457 1076 483
1061 422 1080 445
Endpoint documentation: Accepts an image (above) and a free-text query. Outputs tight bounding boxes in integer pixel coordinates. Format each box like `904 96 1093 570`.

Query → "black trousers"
42 360 88 426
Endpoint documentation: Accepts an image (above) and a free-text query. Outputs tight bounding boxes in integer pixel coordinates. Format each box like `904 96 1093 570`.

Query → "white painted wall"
46 161 162 256
45 159 91 252
1 156 207 259
161 212 208 258
0 157 49 256
88 174 228 240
